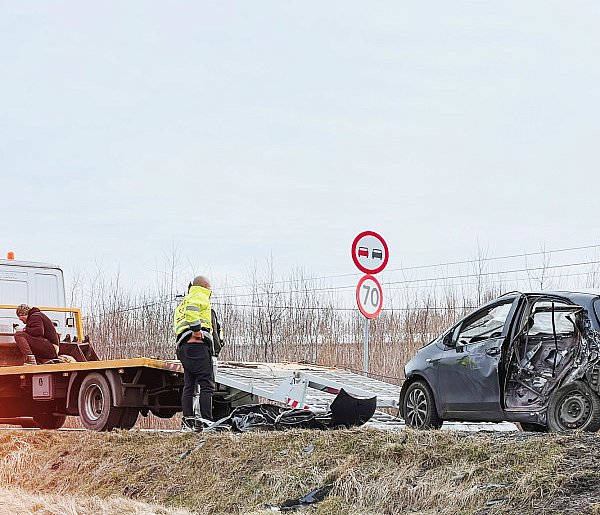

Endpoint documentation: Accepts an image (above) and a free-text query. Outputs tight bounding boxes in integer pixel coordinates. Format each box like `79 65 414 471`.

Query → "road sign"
351 231 389 275
356 274 383 319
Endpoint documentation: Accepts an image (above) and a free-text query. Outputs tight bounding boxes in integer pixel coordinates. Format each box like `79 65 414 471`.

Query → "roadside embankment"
0 429 598 514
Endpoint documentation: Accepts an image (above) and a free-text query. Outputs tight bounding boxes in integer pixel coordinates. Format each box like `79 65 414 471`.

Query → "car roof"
498 290 600 301
489 291 600 314
525 291 599 304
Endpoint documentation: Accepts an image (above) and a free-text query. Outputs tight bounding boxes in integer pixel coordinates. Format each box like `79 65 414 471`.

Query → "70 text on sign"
355 274 383 319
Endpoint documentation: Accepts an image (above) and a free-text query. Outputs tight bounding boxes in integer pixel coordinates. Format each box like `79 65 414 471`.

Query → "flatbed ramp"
215 361 401 410
212 362 516 432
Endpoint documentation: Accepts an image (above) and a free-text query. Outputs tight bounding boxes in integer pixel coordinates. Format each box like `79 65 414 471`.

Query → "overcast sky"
2 1 599 296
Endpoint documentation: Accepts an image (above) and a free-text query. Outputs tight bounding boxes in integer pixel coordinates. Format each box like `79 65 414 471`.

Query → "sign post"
363 317 369 376
355 274 384 374
351 231 388 375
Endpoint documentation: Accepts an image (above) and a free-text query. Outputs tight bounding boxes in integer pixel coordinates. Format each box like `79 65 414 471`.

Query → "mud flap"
329 388 377 428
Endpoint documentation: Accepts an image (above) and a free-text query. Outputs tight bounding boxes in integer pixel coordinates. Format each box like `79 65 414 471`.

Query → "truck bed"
0 357 183 376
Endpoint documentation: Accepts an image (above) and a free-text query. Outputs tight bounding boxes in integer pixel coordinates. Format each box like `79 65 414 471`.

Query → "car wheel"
547 381 600 432
78 372 123 431
403 380 443 429
33 413 67 430
519 422 548 432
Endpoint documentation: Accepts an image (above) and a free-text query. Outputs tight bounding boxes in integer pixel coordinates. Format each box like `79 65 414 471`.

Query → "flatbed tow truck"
0 305 408 430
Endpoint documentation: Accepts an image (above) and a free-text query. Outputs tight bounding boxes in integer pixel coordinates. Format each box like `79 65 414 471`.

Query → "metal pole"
363 317 370 375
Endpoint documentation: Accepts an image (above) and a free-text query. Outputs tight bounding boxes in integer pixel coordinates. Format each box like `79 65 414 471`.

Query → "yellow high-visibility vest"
173 285 212 344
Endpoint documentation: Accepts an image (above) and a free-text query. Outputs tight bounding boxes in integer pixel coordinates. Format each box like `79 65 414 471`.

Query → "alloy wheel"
406 387 427 427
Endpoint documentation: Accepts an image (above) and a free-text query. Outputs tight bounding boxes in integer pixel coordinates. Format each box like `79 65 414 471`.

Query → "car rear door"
436 296 520 418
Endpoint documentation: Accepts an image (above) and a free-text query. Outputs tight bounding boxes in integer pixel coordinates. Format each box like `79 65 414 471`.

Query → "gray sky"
2 1 600 296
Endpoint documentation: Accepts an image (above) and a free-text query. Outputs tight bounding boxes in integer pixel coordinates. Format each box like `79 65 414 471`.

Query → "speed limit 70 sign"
356 275 383 319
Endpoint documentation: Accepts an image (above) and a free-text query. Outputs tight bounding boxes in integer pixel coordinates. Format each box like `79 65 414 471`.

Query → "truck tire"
116 408 139 430
32 413 67 430
547 381 600 432
402 379 443 429
78 372 123 431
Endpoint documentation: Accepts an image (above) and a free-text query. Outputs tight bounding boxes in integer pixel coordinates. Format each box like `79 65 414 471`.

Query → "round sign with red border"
351 231 389 275
356 274 383 319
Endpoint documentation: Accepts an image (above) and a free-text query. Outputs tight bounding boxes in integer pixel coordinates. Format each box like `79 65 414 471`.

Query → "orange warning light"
7 252 15 260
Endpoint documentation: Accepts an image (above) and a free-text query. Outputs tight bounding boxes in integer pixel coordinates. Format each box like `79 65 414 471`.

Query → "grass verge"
0 429 580 514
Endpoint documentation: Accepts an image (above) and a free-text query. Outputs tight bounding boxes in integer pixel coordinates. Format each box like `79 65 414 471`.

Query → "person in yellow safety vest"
174 275 214 432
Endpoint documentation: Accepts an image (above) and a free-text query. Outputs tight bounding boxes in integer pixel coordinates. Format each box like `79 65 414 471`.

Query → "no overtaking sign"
351 230 389 275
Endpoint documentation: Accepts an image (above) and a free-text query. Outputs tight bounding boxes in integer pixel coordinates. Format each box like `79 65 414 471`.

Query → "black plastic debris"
269 484 333 511
227 404 323 432
330 389 377 427
211 389 376 432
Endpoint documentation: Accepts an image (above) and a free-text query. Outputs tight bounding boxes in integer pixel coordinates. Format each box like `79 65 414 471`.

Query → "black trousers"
176 342 214 420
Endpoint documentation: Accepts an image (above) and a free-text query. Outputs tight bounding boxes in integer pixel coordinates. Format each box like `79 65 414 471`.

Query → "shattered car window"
458 301 512 344
527 301 576 335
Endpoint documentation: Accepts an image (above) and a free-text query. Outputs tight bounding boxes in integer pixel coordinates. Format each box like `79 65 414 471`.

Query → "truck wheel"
78 372 123 431
547 381 600 432
402 380 443 429
33 413 67 430
116 408 139 430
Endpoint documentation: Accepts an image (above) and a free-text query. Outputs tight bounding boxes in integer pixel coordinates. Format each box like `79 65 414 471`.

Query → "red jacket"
25 308 59 346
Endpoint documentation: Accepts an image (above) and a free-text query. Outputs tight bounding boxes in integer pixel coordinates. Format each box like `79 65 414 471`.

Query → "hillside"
0 429 598 515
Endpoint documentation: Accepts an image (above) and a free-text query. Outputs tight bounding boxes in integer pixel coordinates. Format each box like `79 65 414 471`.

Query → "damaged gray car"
399 291 600 432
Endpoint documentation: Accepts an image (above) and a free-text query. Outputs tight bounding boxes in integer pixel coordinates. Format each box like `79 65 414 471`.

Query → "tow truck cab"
0 255 74 344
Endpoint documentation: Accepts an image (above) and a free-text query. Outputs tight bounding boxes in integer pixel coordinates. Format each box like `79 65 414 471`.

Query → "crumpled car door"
436 296 521 417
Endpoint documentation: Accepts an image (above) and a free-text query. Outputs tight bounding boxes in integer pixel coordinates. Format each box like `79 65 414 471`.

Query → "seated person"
13 304 59 365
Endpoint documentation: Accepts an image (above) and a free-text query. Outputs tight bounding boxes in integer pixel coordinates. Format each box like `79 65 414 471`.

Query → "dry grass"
0 486 192 514
0 429 568 515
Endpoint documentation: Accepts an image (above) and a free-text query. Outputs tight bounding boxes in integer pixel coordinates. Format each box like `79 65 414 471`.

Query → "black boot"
181 417 202 432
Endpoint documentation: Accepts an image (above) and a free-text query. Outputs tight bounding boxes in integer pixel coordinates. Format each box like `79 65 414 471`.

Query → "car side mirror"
443 332 454 348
